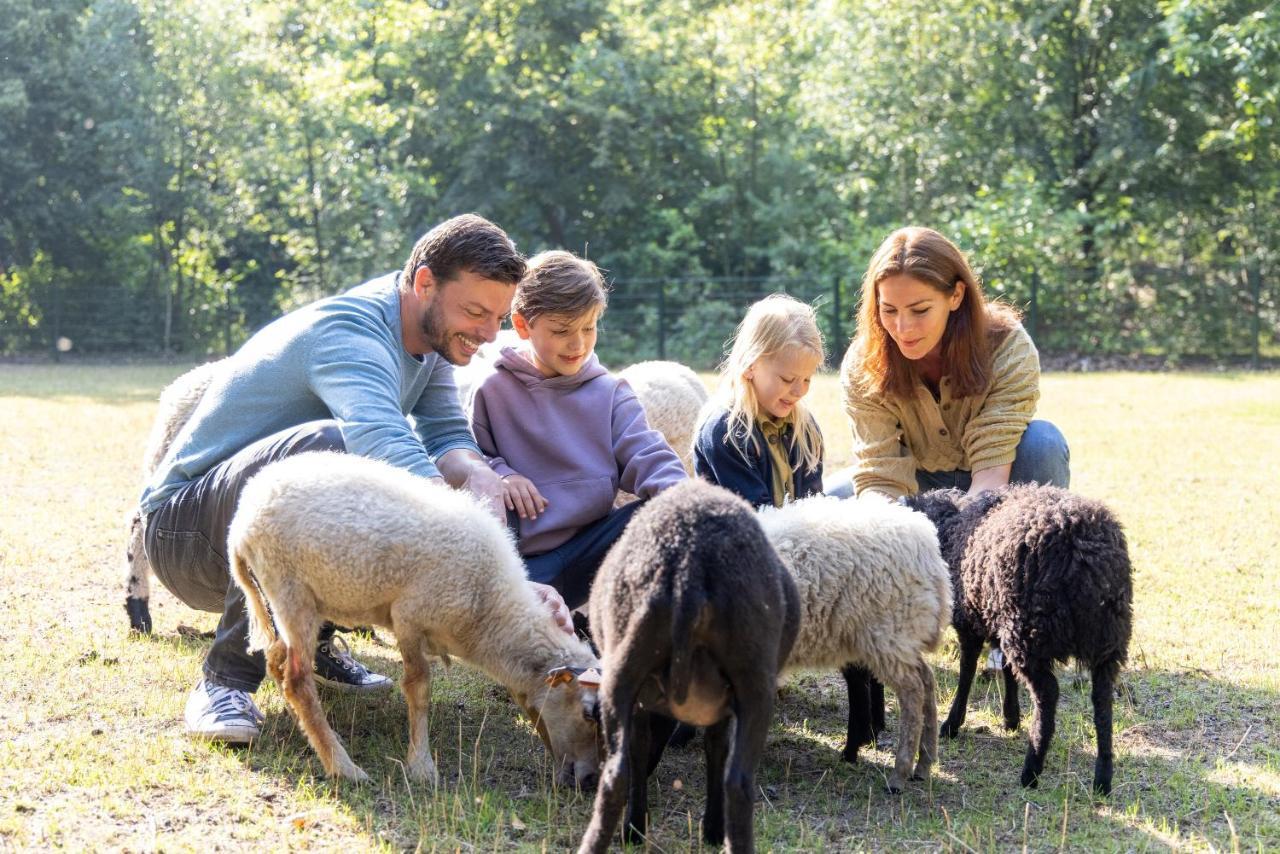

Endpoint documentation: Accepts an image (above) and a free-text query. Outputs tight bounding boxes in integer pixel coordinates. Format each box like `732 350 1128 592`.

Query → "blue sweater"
140 273 479 515
693 405 824 509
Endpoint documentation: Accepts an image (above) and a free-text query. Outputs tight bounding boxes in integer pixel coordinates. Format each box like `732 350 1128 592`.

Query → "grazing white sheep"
758 494 952 793
617 360 708 475
228 452 602 786
124 359 226 632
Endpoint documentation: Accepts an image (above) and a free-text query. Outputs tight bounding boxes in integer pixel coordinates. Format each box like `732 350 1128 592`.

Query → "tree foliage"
0 0 1273 360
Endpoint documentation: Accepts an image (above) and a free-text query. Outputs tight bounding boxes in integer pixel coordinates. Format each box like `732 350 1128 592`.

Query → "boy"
468 251 686 608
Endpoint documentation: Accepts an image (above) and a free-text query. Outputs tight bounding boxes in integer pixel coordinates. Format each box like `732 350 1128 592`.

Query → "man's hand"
503 474 549 520
462 461 507 520
531 582 574 635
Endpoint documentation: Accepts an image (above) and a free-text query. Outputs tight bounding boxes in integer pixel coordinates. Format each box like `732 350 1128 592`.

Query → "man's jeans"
143 421 346 692
522 500 646 611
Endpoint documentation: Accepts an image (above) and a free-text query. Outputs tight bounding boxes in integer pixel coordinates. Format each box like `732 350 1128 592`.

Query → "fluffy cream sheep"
124 359 226 632
758 494 952 793
617 360 708 475
228 451 602 786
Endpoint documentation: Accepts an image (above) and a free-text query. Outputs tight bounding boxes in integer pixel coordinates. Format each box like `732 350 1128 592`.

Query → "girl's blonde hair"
719 294 825 472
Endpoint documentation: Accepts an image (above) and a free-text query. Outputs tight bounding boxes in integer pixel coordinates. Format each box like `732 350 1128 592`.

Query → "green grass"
1 363 1277 851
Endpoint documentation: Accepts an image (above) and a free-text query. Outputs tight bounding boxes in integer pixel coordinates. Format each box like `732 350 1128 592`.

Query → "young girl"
691 295 886 752
693 294 826 507
467 250 686 611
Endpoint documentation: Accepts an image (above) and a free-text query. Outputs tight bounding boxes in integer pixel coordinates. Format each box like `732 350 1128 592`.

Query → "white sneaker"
185 678 265 744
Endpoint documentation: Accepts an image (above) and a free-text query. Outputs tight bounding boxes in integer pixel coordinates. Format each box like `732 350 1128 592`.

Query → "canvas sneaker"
185 678 265 744
313 635 393 693
982 646 1006 679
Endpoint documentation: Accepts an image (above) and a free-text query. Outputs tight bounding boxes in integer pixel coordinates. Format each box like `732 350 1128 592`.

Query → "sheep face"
516 676 602 789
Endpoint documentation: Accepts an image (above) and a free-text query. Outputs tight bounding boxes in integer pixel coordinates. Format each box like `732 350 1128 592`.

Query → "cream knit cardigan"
840 324 1040 499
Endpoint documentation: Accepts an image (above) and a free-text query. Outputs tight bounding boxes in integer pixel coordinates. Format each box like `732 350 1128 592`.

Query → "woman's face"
876 274 964 361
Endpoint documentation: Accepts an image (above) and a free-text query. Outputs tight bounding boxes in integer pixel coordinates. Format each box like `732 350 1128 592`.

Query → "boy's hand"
531 582 574 635
503 474 549 520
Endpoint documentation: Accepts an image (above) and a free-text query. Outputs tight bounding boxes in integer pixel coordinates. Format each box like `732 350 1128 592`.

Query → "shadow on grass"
140 630 1279 850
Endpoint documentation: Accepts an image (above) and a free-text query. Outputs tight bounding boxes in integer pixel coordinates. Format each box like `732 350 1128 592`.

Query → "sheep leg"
1001 663 1021 731
397 633 438 786
645 713 679 775
265 640 288 685
578 686 637 854
1019 664 1058 789
840 663 874 761
1091 660 1118 796
886 665 924 793
940 633 983 738
913 659 938 782
870 677 887 735
723 691 772 854
124 510 153 633
701 716 733 848
280 644 368 782
623 707 657 845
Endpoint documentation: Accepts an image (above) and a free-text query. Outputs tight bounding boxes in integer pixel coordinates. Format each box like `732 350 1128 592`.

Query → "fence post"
831 275 842 363
1250 260 1261 371
657 283 666 360
1029 268 1039 343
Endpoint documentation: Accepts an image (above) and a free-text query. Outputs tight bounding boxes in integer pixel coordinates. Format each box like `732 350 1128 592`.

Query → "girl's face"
876 274 965 361
514 308 600 377
746 347 822 420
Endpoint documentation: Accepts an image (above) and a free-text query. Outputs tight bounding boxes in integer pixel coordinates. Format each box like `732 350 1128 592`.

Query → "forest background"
1 0 1276 368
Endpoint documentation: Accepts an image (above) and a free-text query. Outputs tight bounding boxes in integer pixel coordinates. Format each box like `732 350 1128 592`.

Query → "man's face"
417 270 515 365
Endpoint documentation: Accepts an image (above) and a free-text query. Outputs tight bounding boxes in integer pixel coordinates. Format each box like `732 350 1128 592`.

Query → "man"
140 214 573 744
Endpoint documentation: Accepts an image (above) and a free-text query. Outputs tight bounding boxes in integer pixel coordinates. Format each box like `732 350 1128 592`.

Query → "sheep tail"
668 579 709 707
230 546 276 654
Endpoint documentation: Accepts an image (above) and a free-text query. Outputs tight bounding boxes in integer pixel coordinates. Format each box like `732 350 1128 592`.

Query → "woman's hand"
968 463 1012 496
503 474 549 520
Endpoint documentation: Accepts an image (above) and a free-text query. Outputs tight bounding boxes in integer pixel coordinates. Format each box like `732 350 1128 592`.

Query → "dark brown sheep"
577 480 800 854
907 484 1133 795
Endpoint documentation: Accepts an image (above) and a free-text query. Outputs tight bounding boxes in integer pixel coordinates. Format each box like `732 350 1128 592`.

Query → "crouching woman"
837 226 1069 501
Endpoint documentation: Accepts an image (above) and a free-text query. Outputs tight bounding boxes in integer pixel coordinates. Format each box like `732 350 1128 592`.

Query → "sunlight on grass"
1 362 1277 850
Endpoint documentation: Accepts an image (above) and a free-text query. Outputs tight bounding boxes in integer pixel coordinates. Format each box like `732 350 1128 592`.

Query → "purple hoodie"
468 346 687 555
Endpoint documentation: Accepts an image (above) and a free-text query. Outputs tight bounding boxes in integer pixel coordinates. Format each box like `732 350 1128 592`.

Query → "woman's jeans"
914 419 1070 493
824 420 1070 497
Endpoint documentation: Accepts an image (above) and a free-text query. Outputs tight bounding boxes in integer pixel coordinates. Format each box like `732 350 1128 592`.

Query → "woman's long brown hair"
849 227 1019 399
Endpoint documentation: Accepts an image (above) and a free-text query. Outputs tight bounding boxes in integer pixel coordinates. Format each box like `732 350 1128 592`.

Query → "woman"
838 226 1069 500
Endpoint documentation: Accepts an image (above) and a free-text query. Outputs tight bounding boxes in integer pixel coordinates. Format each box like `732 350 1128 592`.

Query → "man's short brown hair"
400 214 525 291
512 251 609 322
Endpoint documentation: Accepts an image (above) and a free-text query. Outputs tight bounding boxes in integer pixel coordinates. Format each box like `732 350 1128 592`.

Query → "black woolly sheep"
578 480 800 854
907 484 1133 795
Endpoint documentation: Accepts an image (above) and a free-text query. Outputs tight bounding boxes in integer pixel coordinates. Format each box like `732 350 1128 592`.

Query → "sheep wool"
758 494 951 793
229 452 602 787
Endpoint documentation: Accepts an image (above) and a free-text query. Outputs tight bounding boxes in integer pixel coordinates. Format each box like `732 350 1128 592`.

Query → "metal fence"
4 268 1274 369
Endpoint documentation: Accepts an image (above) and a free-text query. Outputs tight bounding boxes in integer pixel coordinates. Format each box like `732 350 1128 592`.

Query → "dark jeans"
823 420 1071 498
522 499 646 611
143 420 346 692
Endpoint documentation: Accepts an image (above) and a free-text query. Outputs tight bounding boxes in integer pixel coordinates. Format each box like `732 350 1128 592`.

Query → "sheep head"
513 664 603 790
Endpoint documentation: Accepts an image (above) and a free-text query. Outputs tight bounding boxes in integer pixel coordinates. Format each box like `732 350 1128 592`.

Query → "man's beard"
419 298 464 365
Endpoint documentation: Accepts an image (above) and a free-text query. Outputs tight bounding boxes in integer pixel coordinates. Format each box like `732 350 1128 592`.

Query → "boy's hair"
719 294 825 473
512 250 609 322
399 214 526 292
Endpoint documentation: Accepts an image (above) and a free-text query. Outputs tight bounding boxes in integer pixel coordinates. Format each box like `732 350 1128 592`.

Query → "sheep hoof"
840 744 861 764
909 773 927 783
125 597 153 634
884 782 904 795
1019 767 1040 788
408 761 439 787
337 764 370 784
939 721 962 739
1003 715 1020 732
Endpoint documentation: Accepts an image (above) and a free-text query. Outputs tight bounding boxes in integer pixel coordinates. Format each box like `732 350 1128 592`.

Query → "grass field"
1 363 1277 851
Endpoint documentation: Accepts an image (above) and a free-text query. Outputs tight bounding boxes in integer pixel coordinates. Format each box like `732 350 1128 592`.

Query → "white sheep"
758 494 952 793
617 360 708 475
124 359 226 632
228 451 602 786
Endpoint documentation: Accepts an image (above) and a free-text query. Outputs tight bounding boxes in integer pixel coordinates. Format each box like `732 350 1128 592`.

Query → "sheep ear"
576 667 602 690
545 666 577 687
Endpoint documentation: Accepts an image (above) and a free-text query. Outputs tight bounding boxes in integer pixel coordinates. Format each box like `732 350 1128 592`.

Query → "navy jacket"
693 406 824 508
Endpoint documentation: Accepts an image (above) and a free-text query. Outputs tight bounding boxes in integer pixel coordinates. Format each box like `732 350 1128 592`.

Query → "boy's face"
512 308 600 378
746 347 822 420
